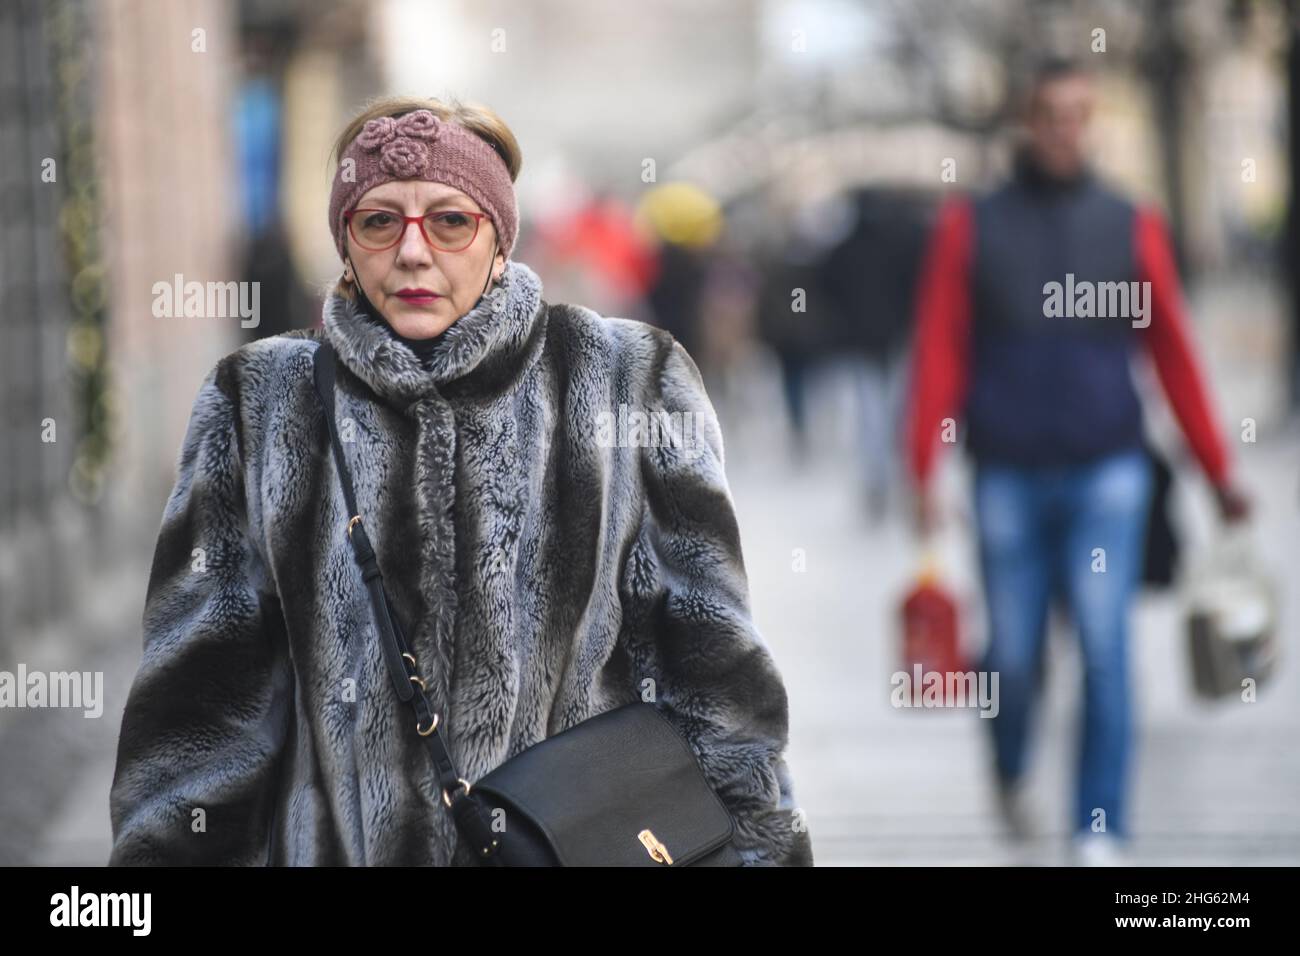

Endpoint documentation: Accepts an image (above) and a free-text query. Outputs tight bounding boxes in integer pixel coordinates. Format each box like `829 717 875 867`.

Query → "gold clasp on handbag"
638 829 673 865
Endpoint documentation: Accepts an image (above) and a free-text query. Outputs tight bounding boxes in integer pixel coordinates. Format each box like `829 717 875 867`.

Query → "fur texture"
108 259 813 866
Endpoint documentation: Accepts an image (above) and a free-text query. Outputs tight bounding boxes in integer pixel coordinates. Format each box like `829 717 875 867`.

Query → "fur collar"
323 258 546 407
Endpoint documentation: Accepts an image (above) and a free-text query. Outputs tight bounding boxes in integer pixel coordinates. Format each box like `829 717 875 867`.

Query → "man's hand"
1213 482 1251 524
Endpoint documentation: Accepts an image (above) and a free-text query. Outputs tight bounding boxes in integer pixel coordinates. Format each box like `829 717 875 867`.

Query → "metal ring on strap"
410 674 426 692
442 778 472 808
416 712 440 736
346 515 362 538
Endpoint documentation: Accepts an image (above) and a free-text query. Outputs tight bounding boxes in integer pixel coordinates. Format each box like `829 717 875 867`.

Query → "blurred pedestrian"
754 195 845 463
904 58 1250 865
824 190 929 520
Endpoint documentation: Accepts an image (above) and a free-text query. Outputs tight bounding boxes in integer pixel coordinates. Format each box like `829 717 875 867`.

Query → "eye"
362 211 396 227
430 211 471 227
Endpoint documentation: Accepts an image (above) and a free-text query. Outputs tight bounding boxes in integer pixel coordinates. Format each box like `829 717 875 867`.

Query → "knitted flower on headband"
356 111 443 178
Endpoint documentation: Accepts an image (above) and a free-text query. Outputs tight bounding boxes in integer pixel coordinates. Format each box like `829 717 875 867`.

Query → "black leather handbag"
312 340 742 866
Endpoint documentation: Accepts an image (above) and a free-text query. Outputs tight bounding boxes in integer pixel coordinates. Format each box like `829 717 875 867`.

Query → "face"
344 180 505 339
1023 73 1094 179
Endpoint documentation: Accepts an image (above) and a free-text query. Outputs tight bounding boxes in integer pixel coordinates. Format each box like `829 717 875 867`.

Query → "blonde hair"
328 95 523 301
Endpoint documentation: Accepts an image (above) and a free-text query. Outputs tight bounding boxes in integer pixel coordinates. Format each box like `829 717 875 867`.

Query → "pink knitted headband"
328 108 518 263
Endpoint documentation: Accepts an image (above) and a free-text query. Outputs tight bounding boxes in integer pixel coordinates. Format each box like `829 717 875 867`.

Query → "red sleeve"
905 198 973 490
1133 206 1232 488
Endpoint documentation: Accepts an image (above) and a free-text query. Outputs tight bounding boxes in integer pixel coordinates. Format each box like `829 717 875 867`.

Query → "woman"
107 96 813 866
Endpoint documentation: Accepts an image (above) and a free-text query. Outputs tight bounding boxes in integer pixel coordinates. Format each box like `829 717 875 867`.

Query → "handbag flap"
471 702 737 866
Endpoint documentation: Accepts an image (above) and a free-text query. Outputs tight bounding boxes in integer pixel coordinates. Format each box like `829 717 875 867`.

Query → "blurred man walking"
904 58 1250 865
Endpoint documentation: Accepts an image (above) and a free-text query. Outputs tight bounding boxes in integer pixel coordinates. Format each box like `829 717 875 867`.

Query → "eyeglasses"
344 207 490 253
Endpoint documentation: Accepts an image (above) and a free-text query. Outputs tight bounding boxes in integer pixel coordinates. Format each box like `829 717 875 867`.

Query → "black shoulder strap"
310 341 501 861
312 341 413 702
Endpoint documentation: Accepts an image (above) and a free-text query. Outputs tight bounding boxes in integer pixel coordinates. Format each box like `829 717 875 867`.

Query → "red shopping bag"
899 557 966 705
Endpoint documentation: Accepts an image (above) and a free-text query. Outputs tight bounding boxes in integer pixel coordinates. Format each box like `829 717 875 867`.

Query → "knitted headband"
328 108 518 264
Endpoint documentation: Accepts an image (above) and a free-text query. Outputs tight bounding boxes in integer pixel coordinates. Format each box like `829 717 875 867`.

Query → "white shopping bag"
1183 525 1279 700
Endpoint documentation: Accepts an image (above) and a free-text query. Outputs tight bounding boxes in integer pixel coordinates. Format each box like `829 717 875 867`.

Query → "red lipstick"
394 287 442 305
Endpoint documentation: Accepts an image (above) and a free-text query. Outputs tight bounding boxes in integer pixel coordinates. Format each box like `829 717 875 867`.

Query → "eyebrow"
365 196 465 212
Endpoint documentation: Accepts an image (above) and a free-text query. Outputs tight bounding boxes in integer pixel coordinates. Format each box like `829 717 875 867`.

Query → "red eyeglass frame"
344 207 490 253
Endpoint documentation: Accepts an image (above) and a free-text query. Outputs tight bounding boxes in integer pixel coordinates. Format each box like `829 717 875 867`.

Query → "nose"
394 217 434 269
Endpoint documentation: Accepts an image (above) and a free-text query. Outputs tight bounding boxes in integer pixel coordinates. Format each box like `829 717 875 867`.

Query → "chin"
386 303 452 338
1046 154 1084 178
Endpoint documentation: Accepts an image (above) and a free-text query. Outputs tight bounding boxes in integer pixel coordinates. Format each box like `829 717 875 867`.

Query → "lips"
395 288 442 304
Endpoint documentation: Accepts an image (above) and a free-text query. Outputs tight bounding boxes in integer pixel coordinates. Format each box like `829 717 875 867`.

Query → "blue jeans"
973 448 1153 839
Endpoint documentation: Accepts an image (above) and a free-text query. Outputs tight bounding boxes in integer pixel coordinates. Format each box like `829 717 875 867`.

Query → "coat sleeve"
618 336 814 866
108 361 293 865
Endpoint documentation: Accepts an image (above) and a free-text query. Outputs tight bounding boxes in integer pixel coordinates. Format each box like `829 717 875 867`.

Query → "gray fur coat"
108 258 813 866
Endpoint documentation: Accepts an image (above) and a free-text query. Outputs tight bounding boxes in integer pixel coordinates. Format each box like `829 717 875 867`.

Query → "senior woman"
107 96 813 867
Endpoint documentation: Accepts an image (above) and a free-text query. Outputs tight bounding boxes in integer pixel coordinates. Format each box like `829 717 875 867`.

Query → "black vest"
965 159 1145 468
